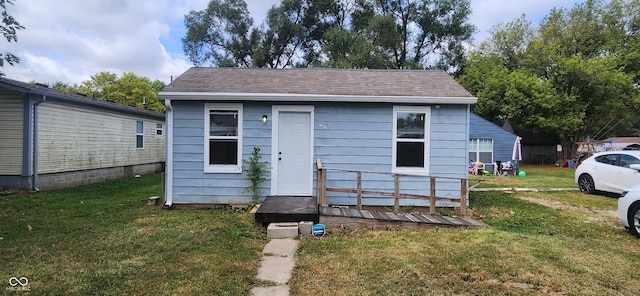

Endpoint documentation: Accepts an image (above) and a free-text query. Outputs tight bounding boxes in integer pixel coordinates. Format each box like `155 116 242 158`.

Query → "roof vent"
34 82 49 88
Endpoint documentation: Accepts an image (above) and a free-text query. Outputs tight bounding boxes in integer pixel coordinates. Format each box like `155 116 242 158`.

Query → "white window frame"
136 120 144 149
469 138 493 163
392 106 430 175
156 123 163 137
204 103 243 173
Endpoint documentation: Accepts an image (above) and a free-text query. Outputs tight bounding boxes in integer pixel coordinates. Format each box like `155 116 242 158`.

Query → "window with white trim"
136 121 144 149
469 138 493 163
156 123 163 136
392 106 430 174
204 103 243 173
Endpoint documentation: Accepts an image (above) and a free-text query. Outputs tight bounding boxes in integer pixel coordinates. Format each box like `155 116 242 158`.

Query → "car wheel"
578 174 595 194
629 203 640 238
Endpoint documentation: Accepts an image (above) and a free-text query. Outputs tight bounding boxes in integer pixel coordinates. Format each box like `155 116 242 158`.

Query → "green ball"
518 171 526 177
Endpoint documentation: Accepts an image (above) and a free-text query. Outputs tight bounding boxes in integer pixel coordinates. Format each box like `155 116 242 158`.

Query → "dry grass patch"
289 191 640 295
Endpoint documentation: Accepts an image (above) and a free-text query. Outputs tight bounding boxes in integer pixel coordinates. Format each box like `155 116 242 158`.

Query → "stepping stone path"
250 238 299 296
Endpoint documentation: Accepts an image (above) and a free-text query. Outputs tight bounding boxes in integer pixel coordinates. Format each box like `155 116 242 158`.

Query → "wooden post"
394 174 400 213
321 167 327 206
429 177 436 215
356 171 362 210
460 178 467 216
317 168 323 206
316 158 327 207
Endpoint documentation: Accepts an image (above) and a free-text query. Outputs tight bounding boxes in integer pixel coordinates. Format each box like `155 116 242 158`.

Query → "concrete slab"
267 222 299 239
256 256 295 284
263 238 298 257
253 238 299 296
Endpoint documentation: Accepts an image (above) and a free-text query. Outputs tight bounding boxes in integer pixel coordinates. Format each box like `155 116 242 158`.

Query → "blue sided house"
159 68 477 208
469 113 518 173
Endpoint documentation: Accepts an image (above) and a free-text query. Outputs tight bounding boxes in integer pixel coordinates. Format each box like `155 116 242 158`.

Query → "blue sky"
2 0 583 85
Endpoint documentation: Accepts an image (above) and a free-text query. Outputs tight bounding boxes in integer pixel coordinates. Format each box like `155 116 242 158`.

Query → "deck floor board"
254 197 485 228
319 206 486 228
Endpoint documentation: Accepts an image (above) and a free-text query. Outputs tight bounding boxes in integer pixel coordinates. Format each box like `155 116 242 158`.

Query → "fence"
316 158 483 215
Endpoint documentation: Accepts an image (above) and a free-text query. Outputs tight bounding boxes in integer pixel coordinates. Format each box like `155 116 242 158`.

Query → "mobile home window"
204 103 243 173
469 138 493 163
156 123 163 136
136 121 144 149
392 106 430 175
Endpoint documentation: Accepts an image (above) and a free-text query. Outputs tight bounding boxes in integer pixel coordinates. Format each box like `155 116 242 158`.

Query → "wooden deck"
319 206 486 229
254 196 486 229
254 196 319 225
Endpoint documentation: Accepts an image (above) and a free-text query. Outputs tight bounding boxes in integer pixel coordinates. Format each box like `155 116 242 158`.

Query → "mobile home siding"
170 101 469 206
0 94 24 175
37 102 165 174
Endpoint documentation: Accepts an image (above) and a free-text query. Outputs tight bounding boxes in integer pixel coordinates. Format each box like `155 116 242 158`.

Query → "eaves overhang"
158 92 478 105
0 80 165 121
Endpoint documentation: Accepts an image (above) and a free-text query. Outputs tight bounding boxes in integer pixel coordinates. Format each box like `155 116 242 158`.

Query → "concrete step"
267 222 299 239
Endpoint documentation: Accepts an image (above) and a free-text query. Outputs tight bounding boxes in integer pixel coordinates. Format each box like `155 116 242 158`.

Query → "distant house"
0 77 165 191
503 119 560 164
469 113 518 172
596 137 640 151
159 67 477 208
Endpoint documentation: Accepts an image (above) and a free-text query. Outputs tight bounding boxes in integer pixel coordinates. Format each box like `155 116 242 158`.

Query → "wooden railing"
316 158 483 215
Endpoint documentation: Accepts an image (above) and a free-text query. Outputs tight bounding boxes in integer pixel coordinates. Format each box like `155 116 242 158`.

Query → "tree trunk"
560 136 577 160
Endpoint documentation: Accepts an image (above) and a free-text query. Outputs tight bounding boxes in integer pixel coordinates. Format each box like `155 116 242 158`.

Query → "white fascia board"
158 92 478 104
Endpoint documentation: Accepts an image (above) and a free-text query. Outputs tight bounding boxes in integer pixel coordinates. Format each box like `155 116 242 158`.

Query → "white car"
619 185 640 238
575 151 640 195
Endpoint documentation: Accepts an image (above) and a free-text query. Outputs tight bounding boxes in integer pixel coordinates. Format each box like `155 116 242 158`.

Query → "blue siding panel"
170 101 471 206
469 113 518 169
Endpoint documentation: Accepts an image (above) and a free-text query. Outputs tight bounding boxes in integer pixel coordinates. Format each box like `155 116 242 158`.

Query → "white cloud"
2 0 203 84
0 0 584 85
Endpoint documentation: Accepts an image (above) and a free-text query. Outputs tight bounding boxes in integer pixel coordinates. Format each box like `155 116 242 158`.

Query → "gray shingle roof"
0 77 165 120
162 67 473 98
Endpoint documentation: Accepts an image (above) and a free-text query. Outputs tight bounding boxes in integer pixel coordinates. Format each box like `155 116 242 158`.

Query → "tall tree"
182 0 475 72
252 0 307 68
0 0 24 73
459 0 639 158
182 0 256 67
50 81 80 93
72 72 166 112
105 72 165 112
78 72 118 99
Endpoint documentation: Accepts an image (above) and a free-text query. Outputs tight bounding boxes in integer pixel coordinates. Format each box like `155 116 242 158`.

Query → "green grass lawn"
2 166 638 295
0 173 267 295
289 165 640 295
470 165 577 189
290 190 640 295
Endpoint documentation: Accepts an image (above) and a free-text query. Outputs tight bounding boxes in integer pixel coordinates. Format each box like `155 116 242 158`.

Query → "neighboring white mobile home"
0 77 165 191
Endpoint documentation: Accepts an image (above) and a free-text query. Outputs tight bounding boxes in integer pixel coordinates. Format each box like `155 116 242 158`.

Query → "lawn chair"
501 161 514 175
471 161 485 175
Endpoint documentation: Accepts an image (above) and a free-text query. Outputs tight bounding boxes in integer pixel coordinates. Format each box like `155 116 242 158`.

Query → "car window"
595 154 619 166
620 154 640 168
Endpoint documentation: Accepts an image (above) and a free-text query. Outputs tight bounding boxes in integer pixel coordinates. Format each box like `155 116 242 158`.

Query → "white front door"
272 107 313 195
